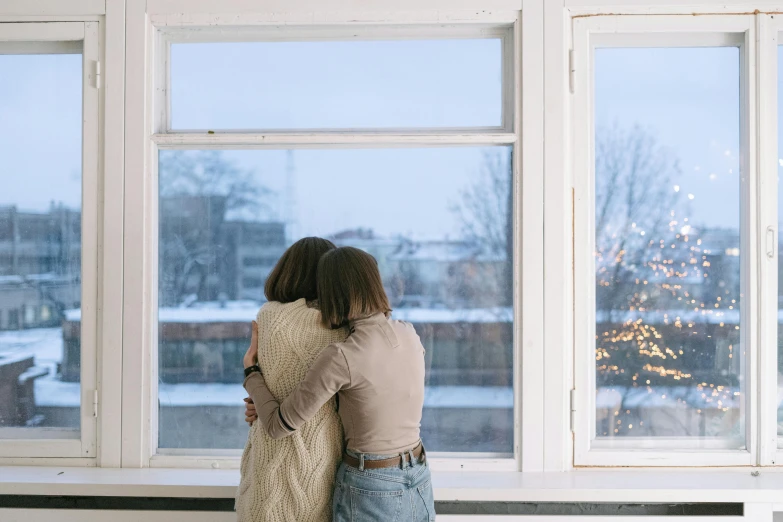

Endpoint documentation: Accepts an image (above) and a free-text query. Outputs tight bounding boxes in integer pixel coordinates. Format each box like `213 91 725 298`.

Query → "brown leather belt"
343 442 425 470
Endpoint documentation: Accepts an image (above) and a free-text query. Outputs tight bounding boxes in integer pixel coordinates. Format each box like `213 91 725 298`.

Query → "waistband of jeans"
345 440 422 461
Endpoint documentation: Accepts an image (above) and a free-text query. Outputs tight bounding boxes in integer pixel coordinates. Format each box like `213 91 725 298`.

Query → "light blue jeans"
333 447 436 522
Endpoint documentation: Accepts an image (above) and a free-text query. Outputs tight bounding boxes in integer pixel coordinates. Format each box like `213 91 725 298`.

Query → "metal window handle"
767 226 775 259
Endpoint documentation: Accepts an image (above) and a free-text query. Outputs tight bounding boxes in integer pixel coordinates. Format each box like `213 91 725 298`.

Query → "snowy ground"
0 327 763 414
0 328 514 409
0 328 68 407
37 381 513 409
0 328 63 363
157 383 513 409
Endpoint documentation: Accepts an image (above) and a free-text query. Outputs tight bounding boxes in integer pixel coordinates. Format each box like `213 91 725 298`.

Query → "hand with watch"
243 320 260 373
243 320 261 426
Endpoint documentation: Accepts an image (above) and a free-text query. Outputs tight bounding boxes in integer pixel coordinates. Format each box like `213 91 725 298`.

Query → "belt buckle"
399 452 408 469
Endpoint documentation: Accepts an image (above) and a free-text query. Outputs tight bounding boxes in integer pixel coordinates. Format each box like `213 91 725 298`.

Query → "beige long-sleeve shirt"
244 313 425 454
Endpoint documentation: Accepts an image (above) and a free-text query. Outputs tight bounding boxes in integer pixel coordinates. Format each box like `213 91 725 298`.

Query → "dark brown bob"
264 237 336 303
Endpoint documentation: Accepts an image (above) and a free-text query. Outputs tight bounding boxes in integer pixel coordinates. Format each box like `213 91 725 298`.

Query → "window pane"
157 148 513 452
0 54 82 433
594 47 743 447
170 39 502 130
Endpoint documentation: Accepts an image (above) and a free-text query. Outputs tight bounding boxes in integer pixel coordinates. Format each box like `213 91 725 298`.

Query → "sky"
0 40 776 239
0 53 82 211
160 147 509 240
170 40 502 130
595 46 741 232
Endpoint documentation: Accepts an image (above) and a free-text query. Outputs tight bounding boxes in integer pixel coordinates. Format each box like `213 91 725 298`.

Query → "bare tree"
594 125 741 438
158 151 271 306
595 124 682 313
451 150 513 307
159 150 267 215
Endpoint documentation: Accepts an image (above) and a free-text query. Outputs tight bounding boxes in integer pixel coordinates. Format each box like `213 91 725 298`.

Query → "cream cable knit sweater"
236 299 348 522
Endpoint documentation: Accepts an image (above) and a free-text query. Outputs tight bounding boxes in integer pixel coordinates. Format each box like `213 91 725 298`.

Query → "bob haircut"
317 246 392 328
264 237 336 303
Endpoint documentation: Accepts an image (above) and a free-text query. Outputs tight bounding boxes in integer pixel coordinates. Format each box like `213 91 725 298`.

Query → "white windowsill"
4 467 783 503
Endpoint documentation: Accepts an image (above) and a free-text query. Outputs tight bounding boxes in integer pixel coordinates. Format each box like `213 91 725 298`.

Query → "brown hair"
317 246 392 328
264 237 336 303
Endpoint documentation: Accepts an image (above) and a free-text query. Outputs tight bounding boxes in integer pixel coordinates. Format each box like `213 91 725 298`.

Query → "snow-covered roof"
0 351 35 366
595 385 740 410
64 304 748 325
65 305 515 324
395 307 512 323
0 273 74 286
389 241 505 263
25 273 73 283
596 309 741 325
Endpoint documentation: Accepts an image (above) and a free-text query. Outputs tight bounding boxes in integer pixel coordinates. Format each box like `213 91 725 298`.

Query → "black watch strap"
244 365 261 378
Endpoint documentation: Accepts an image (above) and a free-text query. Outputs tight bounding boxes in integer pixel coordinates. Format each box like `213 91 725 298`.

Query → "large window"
148 28 516 458
18 1 783 474
572 15 754 467
0 22 99 458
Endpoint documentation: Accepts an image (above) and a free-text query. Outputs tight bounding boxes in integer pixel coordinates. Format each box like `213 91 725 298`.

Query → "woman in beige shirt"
243 246 435 522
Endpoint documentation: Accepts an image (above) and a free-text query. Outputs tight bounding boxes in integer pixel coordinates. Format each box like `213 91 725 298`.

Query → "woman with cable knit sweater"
243 246 435 522
235 237 347 522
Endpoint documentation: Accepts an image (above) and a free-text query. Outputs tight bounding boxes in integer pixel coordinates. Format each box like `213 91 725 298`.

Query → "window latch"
568 49 575 94
570 389 576 432
767 226 775 259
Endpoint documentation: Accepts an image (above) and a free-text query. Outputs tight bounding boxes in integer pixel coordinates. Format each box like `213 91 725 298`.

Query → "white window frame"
119 7 538 472
571 14 758 467
758 13 783 467
0 21 101 460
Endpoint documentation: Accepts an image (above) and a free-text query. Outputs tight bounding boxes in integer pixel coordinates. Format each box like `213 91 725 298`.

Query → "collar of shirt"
349 313 387 329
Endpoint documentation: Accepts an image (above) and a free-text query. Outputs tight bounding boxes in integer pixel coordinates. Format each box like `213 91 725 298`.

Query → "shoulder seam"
337 345 352 389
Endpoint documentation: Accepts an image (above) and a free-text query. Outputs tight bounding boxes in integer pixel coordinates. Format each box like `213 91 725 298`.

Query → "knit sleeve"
244 343 350 440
